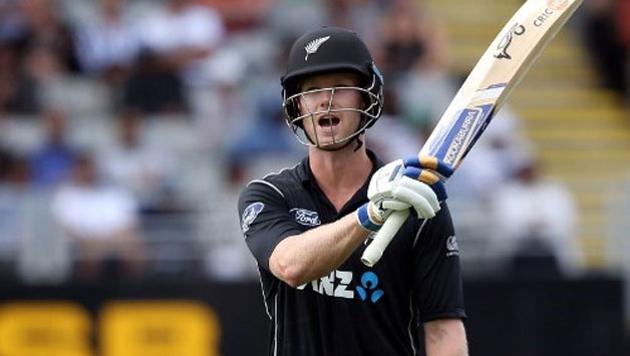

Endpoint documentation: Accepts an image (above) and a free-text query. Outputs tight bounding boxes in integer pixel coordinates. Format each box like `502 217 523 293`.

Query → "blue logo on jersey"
355 272 384 303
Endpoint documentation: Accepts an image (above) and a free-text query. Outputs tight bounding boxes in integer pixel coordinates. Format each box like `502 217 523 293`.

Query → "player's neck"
308 144 372 210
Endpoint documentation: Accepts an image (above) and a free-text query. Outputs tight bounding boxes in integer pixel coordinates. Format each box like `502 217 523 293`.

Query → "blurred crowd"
581 0 630 104
0 0 593 284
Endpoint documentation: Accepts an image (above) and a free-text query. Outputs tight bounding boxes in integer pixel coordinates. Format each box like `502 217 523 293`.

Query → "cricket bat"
361 0 584 267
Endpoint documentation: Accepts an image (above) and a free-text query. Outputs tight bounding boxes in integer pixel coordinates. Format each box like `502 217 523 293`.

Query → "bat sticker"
429 84 506 165
494 23 526 59
439 104 494 165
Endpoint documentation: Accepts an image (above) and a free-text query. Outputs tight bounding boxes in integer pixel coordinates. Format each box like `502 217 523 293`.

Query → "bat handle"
361 209 409 267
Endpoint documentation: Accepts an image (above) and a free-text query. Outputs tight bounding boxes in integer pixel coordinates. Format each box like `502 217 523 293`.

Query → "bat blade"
421 0 583 169
361 0 584 267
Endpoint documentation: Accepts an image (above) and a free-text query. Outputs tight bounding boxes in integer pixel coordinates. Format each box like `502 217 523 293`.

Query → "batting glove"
356 156 453 232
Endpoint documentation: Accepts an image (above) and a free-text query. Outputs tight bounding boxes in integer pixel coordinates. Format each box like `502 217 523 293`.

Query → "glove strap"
356 202 383 232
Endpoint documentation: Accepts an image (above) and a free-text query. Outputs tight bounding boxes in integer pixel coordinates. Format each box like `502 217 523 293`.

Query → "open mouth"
318 115 340 128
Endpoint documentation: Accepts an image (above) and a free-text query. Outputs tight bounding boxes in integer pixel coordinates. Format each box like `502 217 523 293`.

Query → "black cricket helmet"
281 26 384 148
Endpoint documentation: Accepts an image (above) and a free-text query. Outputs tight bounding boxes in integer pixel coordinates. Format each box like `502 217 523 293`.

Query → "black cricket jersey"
237 151 466 356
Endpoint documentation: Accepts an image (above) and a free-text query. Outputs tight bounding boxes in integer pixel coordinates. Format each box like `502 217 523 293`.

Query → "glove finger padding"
402 166 447 201
396 176 440 212
380 199 411 211
392 184 437 219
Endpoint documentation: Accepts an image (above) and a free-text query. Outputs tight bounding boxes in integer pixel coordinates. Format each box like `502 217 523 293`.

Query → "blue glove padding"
402 155 453 201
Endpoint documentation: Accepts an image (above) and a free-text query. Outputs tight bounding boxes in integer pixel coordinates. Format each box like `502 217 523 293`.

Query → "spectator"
620 0 630 104
377 0 449 83
74 0 140 84
0 144 13 179
487 158 582 277
366 87 424 161
51 153 145 280
620 0 630 45
196 44 251 137
0 151 31 267
121 49 187 114
224 88 301 185
0 147 70 283
323 0 385 48
446 107 533 201
395 68 457 140
0 0 31 113
23 41 65 83
30 108 78 187
0 0 29 46
19 0 80 73
581 0 627 95
264 0 328 49
135 0 226 87
377 0 456 138
199 0 273 31
99 110 180 212
0 42 38 115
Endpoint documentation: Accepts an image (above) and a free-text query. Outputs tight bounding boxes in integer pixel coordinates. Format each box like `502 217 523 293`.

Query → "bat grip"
361 209 409 267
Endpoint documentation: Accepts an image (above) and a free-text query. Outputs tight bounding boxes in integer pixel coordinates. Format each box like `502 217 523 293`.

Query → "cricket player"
238 27 467 356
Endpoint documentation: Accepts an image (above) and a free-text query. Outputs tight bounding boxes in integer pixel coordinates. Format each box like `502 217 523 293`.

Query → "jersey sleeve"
238 181 303 271
411 203 467 322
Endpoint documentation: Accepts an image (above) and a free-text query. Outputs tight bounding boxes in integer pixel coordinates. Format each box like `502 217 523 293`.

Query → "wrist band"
356 203 381 232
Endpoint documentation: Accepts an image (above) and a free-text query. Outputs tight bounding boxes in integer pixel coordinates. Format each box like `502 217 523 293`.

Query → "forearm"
269 213 370 287
425 319 468 356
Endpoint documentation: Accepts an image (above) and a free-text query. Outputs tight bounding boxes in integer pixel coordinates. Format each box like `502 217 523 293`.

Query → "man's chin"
315 137 352 151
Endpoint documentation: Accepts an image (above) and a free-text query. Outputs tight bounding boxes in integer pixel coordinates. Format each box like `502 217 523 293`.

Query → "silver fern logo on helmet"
304 36 331 61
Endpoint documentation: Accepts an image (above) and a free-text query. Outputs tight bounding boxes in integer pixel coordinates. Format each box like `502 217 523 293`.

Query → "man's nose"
316 89 335 110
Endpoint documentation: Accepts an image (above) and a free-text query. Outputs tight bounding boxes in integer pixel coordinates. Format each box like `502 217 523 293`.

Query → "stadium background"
0 0 628 354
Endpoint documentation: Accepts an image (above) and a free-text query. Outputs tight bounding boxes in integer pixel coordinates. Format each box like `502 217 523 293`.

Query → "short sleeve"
411 203 466 322
237 181 303 271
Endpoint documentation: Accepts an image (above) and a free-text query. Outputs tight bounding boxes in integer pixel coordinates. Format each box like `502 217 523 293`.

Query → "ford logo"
289 208 321 227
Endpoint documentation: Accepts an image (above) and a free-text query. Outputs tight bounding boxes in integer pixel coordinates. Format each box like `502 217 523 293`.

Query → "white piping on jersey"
254 262 278 355
255 262 272 320
407 295 418 355
273 295 279 356
248 179 285 198
412 219 429 248
410 220 427 354
247 163 301 198
261 163 300 180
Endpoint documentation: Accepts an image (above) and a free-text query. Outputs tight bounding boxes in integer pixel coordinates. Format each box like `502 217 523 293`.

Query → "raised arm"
270 159 443 287
269 213 369 287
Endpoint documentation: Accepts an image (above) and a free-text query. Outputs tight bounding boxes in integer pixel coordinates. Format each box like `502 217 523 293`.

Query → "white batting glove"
356 157 451 232
369 158 441 217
